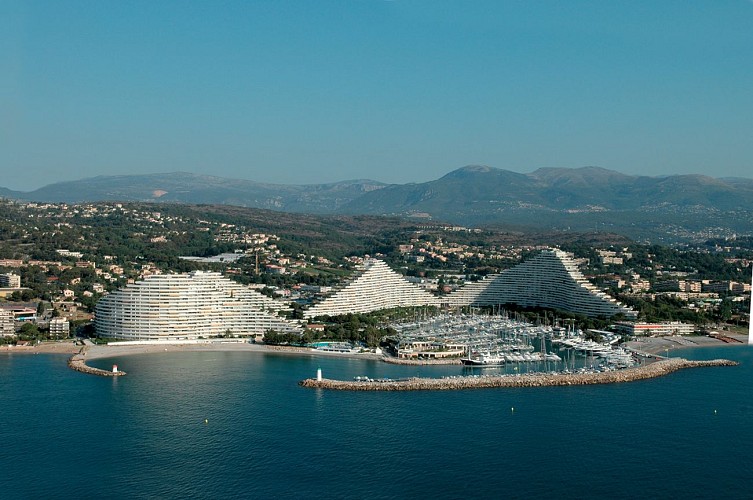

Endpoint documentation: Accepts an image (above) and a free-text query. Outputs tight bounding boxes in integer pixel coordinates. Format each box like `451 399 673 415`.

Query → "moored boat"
460 351 506 366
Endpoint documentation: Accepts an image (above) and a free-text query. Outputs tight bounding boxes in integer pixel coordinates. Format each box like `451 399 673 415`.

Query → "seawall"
68 348 127 377
299 358 737 391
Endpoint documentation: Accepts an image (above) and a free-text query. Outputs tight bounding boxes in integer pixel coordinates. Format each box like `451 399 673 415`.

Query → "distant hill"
10 172 386 213
0 187 23 199
335 166 753 240
342 165 753 215
3 166 753 242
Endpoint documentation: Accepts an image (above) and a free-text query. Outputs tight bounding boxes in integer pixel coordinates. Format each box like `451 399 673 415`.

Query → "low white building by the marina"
612 321 696 337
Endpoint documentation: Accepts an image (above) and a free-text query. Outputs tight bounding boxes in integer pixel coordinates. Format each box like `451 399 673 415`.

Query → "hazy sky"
2 1 752 190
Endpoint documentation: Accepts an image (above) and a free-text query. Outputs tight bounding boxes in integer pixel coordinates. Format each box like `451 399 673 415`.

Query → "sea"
2 345 752 499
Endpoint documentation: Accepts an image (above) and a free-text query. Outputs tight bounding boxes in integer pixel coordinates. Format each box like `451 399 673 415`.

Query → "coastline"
72 333 744 361
0 341 81 355
82 341 385 362
2 334 748 378
624 334 748 355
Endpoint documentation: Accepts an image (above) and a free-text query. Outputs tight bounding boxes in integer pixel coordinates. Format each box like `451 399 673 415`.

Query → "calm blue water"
2 346 752 499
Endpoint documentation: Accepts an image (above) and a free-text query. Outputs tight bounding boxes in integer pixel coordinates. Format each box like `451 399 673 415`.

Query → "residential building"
654 280 703 293
49 317 70 337
304 259 441 318
446 249 637 319
0 310 14 337
703 281 750 294
0 273 21 288
95 271 301 340
613 321 696 336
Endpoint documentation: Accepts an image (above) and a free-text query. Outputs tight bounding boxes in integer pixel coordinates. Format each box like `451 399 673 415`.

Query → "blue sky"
2 0 752 190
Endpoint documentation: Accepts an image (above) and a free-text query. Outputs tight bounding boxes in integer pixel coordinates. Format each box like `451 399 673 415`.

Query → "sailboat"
540 332 562 362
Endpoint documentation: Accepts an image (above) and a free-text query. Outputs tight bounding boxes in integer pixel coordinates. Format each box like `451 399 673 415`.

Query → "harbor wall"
300 358 737 391
68 348 126 377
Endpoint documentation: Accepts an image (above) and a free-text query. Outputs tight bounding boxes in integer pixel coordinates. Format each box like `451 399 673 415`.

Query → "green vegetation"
1 198 751 340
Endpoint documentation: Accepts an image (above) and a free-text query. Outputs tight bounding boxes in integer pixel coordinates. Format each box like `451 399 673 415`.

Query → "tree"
719 299 733 322
18 322 41 341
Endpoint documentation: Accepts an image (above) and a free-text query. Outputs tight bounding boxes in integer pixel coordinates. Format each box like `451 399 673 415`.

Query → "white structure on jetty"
304 259 440 318
95 271 301 340
446 249 637 319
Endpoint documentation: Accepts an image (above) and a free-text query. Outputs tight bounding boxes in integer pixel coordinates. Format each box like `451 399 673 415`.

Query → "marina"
392 310 636 372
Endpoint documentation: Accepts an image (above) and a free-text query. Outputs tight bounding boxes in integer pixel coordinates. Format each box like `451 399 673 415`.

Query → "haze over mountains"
1 173 387 214
3 166 753 242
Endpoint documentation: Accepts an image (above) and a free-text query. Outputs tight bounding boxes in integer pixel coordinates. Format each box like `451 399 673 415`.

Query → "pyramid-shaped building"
446 249 637 319
304 259 440 318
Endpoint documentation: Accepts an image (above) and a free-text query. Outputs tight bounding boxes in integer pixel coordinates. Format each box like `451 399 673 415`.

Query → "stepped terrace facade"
304 259 440 318
95 271 301 340
447 249 637 319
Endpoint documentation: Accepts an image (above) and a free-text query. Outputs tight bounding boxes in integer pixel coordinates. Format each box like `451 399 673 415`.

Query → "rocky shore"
68 348 126 377
299 358 738 391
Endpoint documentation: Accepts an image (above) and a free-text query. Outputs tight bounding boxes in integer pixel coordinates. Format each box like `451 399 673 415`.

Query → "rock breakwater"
68 349 127 377
300 358 737 391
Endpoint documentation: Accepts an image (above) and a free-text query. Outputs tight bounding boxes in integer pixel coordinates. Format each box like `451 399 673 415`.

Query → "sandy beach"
625 334 748 355
0 341 81 355
81 341 385 362
0 339 381 361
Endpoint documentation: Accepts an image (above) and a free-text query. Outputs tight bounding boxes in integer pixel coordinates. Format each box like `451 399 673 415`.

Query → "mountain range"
3 166 753 241
0 173 386 213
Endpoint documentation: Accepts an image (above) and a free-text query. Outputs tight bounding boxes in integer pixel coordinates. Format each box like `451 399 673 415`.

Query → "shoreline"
1 334 747 359
82 341 385 362
624 333 748 355
2 334 748 378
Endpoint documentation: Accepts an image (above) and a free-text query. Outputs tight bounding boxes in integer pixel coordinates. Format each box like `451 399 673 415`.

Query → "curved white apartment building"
304 259 440 318
95 271 301 340
447 249 637 319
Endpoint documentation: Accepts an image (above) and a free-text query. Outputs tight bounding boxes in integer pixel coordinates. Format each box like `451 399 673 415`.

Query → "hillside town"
1 199 751 345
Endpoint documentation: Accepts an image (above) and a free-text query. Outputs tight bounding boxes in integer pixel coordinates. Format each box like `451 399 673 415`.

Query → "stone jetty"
299 358 737 391
67 348 126 377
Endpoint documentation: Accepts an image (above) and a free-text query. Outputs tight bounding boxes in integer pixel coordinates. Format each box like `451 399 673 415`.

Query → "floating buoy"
511 407 515 413
714 410 717 415
204 419 208 424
